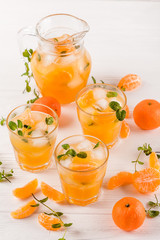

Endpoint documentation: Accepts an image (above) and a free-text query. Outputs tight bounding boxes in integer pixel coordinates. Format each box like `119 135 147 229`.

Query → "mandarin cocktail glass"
55 135 109 206
18 14 91 104
76 84 127 147
6 104 58 172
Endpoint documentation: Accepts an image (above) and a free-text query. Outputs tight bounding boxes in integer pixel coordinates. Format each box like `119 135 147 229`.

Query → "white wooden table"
0 0 160 239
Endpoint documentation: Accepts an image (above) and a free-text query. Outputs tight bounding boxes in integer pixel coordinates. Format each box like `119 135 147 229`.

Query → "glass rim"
36 13 90 46
6 103 59 139
76 83 127 117
54 134 109 173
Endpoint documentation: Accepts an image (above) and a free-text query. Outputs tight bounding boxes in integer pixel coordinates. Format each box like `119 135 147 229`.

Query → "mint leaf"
107 91 118 98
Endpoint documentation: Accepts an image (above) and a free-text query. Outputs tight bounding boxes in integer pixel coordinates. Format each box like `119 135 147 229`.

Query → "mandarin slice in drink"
120 121 130 139
118 74 141 91
13 179 38 199
11 200 38 219
38 213 62 231
41 182 65 202
133 167 160 193
107 172 133 189
124 105 130 118
149 152 160 171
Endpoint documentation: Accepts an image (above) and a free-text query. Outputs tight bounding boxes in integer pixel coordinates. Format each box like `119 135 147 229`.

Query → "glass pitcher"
18 14 91 104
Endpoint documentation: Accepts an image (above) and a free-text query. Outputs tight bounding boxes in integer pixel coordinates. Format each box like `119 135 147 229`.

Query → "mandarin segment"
13 178 38 199
38 213 62 231
11 200 38 219
41 182 65 202
107 172 133 189
118 74 141 91
124 105 130 118
149 152 160 171
120 121 130 139
133 168 160 193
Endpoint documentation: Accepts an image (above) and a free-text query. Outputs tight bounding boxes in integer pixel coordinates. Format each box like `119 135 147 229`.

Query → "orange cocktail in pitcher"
7 104 58 172
55 135 109 206
19 14 91 104
76 84 127 147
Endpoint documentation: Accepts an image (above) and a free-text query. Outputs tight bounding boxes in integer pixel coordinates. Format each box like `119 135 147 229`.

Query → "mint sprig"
0 162 14 183
109 101 126 121
58 144 87 160
32 194 72 240
146 194 160 218
131 143 152 172
22 49 33 93
0 117 6 126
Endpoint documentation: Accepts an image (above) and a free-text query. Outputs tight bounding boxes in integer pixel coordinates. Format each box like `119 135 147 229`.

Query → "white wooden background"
0 0 160 239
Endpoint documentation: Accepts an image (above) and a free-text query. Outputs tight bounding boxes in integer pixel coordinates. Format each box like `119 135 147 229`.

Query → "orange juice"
7 104 58 172
76 84 127 147
55 135 109 206
31 34 91 104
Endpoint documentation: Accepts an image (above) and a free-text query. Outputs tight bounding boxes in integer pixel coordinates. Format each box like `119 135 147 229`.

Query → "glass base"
107 137 118 149
66 194 99 206
18 158 53 173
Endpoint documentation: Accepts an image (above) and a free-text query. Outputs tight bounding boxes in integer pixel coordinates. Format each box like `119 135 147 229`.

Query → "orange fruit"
38 213 62 231
149 152 160 171
11 200 38 219
41 182 65 202
32 96 61 117
112 197 145 231
107 172 133 189
120 121 130 139
118 74 141 91
133 99 160 130
13 178 38 199
124 105 129 118
133 167 160 193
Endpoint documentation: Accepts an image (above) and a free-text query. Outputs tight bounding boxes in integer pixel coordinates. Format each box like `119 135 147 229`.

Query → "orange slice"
118 74 141 91
149 152 160 171
38 213 62 231
133 167 160 193
41 182 65 202
120 121 130 139
124 105 130 118
11 200 38 219
107 172 133 189
13 178 38 199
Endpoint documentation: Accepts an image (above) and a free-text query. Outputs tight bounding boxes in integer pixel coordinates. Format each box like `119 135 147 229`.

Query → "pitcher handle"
17 26 37 58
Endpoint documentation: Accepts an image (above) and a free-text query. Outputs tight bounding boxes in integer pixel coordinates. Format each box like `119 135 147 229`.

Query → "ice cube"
108 98 122 107
60 158 72 168
94 99 108 111
47 124 56 133
43 55 55 66
76 140 93 151
59 54 76 65
67 76 83 89
31 130 49 147
91 147 105 160
35 122 47 132
31 111 43 122
93 88 106 100
84 107 95 114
